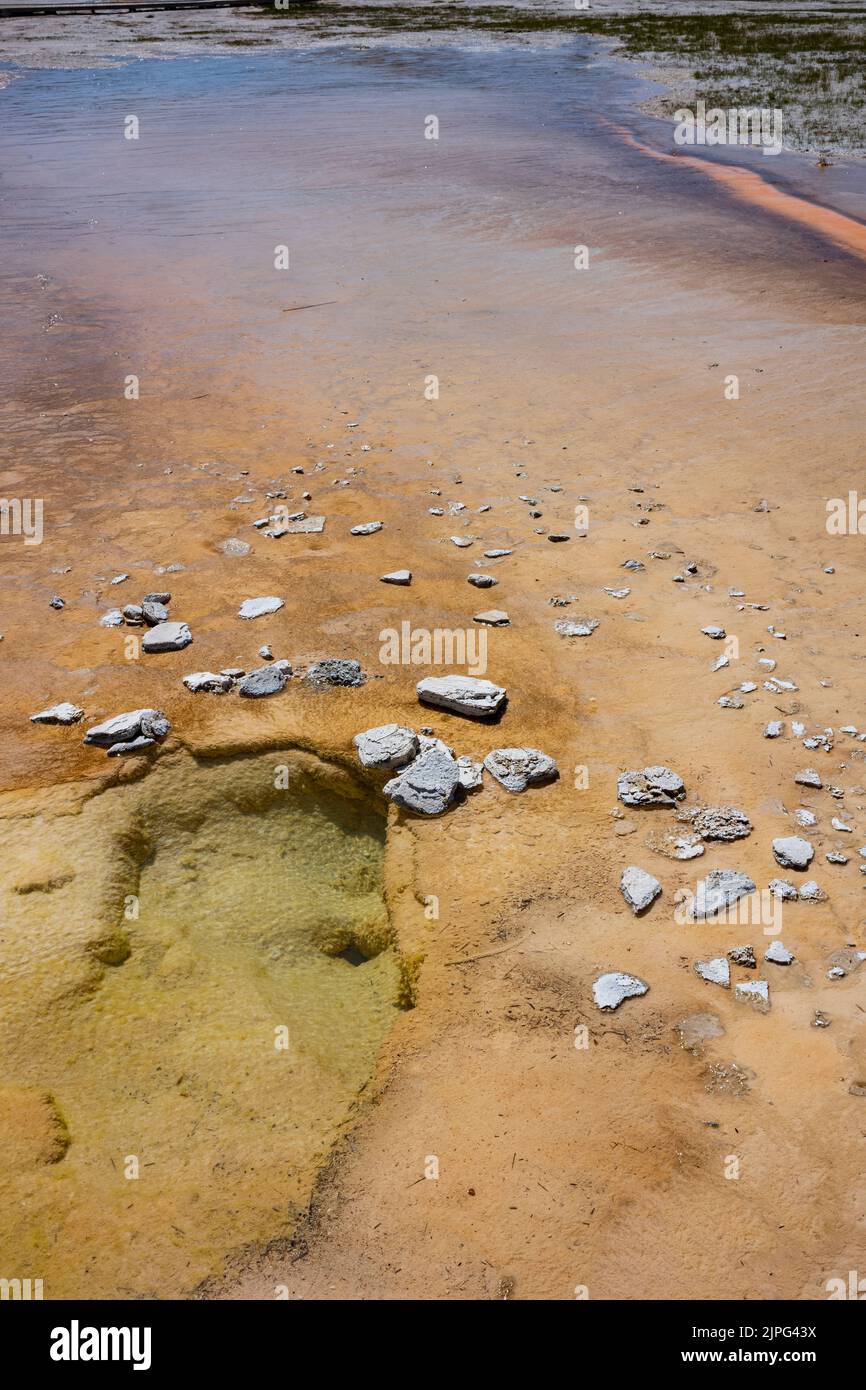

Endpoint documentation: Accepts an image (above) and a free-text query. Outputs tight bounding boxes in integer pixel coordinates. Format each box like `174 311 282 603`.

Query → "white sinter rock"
417 675 506 719
620 866 662 914
593 972 649 1011
237 596 284 620
353 724 419 769
694 957 731 988
483 747 558 793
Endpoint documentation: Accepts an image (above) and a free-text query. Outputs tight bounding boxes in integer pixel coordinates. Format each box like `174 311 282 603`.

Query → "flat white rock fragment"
456 755 483 790
618 765 685 806
694 957 731 988
417 674 506 719
142 621 192 653
555 617 599 637
620 865 662 914
383 747 460 816
799 879 826 901
380 570 411 586
182 671 233 694
735 979 770 1012
238 596 284 620
765 941 795 964
795 768 822 788
593 971 649 1011
768 878 798 900
350 521 383 535
30 702 84 725
772 836 814 869
686 869 756 920
483 747 558 792
353 723 419 769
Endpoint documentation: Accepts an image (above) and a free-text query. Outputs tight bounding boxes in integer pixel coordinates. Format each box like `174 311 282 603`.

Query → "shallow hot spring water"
0 750 403 1297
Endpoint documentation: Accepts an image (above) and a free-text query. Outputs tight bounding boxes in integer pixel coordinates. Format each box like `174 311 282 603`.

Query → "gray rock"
350 521 383 536
84 708 170 748
143 713 171 740
484 549 512 559
30 702 84 725
483 747 558 793
593 971 649 1011
473 610 509 626
143 592 171 605
468 574 497 588
768 878 798 900
383 747 460 816
49 596 65 610
219 538 252 556
765 940 795 964
142 621 192 653
380 570 412 586
417 675 506 719
107 735 156 756
259 645 273 660
620 865 662 914
694 957 731 988
450 536 473 548
618 766 685 807
238 665 289 698
182 671 233 694
306 658 365 688
122 604 144 625
799 879 826 901
686 869 756 920
238 596 284 620
728 944 756 968
110 574 129 585
555 617 599 637
680 805 751 842
353 724 419 770
795 768 822 788
735 979 770 1012
99 609 124 628
772 836 814 870
702 625 726 639
141 600 169 626
456 755 484 791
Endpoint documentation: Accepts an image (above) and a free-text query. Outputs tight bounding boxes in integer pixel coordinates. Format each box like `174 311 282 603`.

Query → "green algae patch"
0 749 403 1297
